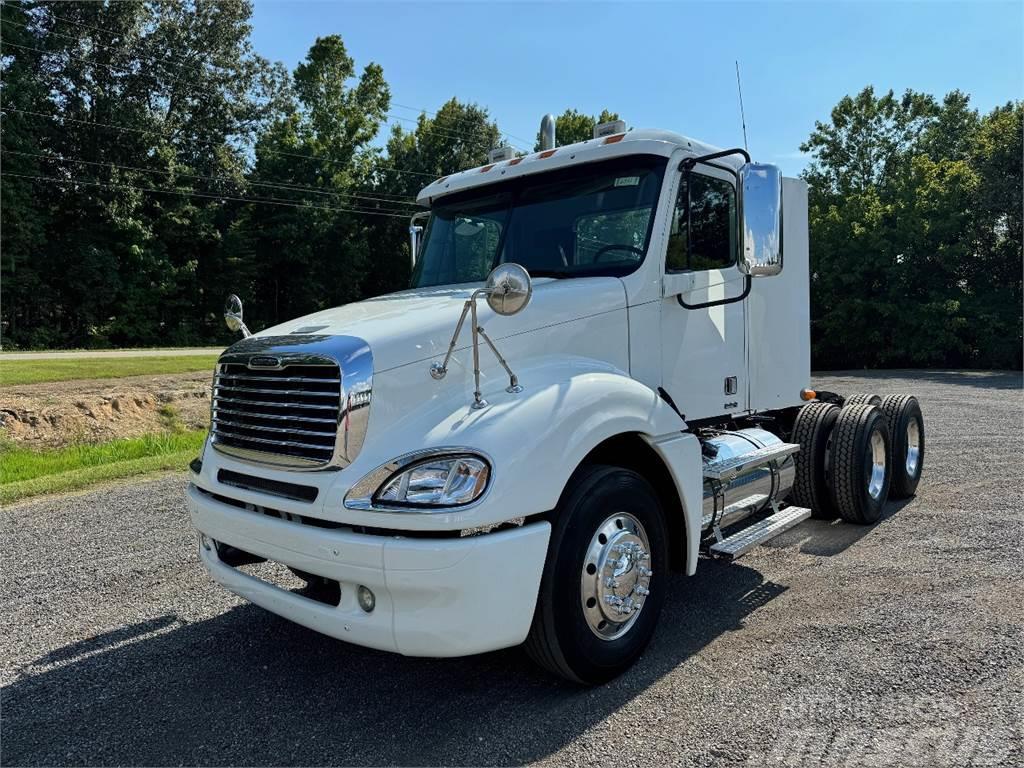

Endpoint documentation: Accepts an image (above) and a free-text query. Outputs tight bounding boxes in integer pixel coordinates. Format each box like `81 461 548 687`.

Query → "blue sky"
250 1 1022 176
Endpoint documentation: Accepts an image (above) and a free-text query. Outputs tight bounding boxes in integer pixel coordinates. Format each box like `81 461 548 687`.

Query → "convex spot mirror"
224 294 245 332
738 162 783 277
485 263 532 316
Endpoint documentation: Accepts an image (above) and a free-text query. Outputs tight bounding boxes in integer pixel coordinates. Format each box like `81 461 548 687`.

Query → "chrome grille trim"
209 335 373 471
213 418 336 437
217 374 342 384
212 406 337 424
213 395 339 411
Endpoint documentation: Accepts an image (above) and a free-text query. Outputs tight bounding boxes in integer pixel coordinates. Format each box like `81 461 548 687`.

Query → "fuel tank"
701 427 795 531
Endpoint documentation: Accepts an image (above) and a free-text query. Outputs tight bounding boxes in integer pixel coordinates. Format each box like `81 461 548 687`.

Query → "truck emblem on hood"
247 356 281 369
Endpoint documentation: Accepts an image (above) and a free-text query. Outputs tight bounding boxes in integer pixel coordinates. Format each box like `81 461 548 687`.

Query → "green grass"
0 430 206 505
0 355 219 386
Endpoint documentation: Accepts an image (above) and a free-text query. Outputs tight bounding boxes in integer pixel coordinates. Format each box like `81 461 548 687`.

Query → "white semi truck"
186 118 925 684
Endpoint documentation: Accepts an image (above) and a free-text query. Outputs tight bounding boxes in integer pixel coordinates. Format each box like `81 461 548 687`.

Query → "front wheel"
525 465 668 684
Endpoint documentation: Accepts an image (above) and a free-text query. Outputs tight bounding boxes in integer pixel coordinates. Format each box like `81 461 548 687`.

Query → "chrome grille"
212 361 341 466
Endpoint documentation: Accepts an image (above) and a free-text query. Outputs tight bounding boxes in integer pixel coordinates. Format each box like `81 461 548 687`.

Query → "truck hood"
251 277 627 373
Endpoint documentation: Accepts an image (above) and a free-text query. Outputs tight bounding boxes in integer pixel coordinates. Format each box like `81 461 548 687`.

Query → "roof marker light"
480 164 495 173
538 149 557 159
594 119 627 138
488 146 516 163
508 157 523 166
603 134 625 144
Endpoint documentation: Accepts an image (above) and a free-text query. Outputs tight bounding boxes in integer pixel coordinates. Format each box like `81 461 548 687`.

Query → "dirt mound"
0 372 212 448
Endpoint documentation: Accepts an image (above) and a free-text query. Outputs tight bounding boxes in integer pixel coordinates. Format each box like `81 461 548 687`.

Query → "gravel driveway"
2 371 1021 766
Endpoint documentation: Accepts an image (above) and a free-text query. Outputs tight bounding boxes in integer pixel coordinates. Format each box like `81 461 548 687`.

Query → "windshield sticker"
614 176 640 187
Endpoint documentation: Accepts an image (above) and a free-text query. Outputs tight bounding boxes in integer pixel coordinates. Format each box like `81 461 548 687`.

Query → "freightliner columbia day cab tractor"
187 116 926 684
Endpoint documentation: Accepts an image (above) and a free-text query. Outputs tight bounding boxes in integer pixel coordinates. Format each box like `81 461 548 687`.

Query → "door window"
666 172 737 272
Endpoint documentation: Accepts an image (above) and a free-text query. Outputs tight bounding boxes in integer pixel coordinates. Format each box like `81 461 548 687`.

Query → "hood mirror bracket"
430 264 532 410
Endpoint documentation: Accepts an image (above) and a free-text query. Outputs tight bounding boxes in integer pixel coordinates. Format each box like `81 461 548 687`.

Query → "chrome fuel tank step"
700 428 799 533
709 505 812 560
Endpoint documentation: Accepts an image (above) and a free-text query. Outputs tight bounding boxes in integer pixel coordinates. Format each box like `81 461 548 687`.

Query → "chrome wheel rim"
905 418 921 477
580 512 652 641
867 428 887 500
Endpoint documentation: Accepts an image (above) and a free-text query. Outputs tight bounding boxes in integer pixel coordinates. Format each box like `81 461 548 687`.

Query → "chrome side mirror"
485 263 532 316
738 163 783 276
224 294 252 338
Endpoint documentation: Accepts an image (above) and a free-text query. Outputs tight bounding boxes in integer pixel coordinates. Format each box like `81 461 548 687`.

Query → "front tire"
525 465 668 684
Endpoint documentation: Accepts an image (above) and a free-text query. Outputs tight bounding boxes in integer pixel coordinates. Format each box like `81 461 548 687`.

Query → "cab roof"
415 128 744 207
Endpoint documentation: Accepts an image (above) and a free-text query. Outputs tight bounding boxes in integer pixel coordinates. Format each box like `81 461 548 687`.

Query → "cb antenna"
735 60 749 154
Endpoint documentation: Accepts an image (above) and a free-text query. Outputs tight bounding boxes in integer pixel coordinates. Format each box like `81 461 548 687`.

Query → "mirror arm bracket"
429 287 523 408
679 147 751 172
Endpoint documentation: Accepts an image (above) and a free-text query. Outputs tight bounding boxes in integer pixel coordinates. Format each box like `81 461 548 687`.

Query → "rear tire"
525 464 668 684
829 404 892 524
881 394 924 499
791 402 840 518
844 393 881 407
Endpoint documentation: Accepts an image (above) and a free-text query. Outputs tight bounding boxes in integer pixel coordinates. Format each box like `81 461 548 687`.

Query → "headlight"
375 455 490 507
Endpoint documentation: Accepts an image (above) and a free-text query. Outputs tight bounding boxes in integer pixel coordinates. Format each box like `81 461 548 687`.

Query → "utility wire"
9 0 522 152
2 106 442 182
2 14 518 154
391 100 532 149
2 39 506 153
0 148 420 212
2 171 419 218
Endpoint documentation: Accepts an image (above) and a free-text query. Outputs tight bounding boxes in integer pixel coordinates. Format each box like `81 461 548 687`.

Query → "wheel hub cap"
867 428 887 500
906 417 921 477
580 513 652 641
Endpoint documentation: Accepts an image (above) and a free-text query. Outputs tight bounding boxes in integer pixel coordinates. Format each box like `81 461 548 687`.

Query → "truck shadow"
786 497 912 557
2 560 784 766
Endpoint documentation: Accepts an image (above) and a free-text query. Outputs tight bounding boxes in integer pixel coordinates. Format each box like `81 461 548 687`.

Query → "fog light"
199 534 212 552
357 585 375 613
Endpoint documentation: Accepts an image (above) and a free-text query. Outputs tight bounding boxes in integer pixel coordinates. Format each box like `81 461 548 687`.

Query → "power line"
1 106 443 183
0 148 420 212
1 14 200 86
391 100 532 149
2 39 504 153
1 18 516 155
3 1 211 74
2 171 420 218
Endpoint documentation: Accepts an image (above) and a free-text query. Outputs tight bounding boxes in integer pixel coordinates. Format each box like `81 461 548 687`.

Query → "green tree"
361 98 501 297
229 35 394 330
802 86 1022 369
0 0 287 347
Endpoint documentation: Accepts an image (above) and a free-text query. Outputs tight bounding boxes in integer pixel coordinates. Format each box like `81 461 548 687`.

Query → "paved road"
2 371 1022 766
0 347 223 360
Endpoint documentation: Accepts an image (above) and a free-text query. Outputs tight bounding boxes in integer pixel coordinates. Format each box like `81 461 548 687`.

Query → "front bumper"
186 483 551 657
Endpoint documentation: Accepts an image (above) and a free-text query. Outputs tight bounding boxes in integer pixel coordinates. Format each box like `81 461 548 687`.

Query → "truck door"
660 163 748 420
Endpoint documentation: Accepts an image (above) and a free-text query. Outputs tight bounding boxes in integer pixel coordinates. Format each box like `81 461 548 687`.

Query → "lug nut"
635 585 650 596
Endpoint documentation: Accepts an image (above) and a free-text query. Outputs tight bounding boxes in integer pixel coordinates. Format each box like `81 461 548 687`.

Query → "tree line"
1 1 1020 368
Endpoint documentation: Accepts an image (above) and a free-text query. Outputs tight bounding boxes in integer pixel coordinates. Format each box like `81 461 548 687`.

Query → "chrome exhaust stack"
540 114 556 151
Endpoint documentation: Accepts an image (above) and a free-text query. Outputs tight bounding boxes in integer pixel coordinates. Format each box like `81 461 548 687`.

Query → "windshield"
411 155 667 287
